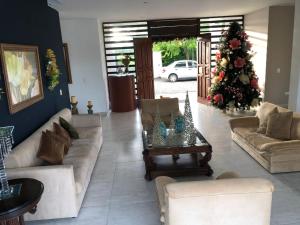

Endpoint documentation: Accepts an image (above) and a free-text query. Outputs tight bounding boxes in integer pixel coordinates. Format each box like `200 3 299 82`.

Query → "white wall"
245 7 269 92
60 18 109 113
288 1 300 112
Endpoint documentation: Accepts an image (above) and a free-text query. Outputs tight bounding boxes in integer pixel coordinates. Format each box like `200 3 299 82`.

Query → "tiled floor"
29 103 300 225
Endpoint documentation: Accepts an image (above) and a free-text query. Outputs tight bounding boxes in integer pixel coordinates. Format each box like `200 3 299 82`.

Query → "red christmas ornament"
229 38 241 50
219 71 225 81
234 57 246 68
250 79 259 89
213 94 223 104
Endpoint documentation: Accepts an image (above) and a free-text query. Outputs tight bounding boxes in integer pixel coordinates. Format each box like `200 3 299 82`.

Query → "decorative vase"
0 126 21 200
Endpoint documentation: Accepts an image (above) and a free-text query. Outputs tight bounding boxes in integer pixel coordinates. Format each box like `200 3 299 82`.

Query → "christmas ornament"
239 74 250 84
183 92 196 145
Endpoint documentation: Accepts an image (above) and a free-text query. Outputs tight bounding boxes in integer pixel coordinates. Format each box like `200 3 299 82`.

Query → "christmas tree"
208 22 261 110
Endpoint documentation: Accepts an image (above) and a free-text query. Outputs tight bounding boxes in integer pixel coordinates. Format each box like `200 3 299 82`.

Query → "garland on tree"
208 22 261 110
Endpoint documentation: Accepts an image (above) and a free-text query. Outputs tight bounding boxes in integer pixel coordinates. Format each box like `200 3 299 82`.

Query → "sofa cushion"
246 133 281 151
37 131 66 165
266 111 293 140
63 143 98 193
60 117 79 139
257 106 278 134
234 127 281 151
54 122 72 154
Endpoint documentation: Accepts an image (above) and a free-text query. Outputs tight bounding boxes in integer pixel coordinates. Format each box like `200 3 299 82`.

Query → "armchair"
155 175 274 225
140 98 181 130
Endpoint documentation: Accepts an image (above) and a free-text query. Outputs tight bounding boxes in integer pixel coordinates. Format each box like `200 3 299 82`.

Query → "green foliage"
153 38 196 66
208 22 261 110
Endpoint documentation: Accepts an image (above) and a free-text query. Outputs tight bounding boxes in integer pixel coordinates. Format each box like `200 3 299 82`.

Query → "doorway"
152 38 198 103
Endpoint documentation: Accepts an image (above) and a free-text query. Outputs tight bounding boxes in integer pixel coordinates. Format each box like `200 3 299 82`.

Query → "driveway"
154 78 197 103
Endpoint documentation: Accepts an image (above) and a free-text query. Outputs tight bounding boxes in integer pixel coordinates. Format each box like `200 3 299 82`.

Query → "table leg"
143 150 155 181
199 147 213 176
0 216 24 225
19 216 25 225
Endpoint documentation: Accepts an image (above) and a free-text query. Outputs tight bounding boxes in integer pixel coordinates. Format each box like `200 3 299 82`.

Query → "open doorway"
152 38 198 103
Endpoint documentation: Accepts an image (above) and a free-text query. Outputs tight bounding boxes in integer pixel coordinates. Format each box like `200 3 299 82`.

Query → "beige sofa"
155 176 274 225
230 102 300 173
140 98 181 130
5 108 103 221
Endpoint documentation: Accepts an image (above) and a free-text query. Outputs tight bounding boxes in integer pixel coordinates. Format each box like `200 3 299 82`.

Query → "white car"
161 60 198 82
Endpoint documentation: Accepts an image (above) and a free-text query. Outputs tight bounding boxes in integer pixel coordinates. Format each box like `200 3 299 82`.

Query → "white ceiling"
51 0 295 22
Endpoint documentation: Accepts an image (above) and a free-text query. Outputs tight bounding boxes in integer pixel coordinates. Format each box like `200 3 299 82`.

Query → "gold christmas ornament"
220 58 228 68
239 74 250 84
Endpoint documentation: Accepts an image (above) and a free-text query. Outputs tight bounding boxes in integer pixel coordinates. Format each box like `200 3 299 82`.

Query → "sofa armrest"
229 116 259 131
7 165 78 220
260 140 300 154
71 113 101 128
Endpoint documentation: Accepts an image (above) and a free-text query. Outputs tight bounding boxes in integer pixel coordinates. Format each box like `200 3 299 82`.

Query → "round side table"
0 178 44 225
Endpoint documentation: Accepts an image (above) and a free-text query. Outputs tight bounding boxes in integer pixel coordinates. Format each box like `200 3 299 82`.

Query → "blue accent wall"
0 0 70 145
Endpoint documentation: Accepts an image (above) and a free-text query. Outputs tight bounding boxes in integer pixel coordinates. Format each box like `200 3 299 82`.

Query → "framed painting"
63 43 73 84
0 44 44 114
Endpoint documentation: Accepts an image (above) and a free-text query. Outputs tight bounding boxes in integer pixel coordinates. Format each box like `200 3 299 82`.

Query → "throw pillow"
266 111 293 140
37 131 66 165
59 117 79 139
257 107 278 134
53 122 72 154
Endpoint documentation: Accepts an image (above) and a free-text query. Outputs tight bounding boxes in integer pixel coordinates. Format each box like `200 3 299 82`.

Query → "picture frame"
63 43 73 84
0 44 44 114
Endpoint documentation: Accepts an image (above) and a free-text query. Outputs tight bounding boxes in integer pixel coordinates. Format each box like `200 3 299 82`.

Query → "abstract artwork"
0 44 44 114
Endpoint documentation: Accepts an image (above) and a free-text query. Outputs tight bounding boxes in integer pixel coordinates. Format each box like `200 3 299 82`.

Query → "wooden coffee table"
142 129 213 180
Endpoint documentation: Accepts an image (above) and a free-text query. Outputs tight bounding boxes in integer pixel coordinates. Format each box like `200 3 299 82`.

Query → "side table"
0 178 44 225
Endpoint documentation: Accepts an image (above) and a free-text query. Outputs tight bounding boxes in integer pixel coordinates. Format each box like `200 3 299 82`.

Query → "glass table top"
142 128 209 149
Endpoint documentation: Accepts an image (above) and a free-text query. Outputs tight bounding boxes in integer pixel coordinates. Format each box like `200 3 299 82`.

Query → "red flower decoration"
207 95 211 101
229 38 241 50
216 51 221 61
241 31 248 40
234 57 246 68
250 79 259 89
212 67 217 75
218 71 225 81
213 94 223 104
246 41 252 50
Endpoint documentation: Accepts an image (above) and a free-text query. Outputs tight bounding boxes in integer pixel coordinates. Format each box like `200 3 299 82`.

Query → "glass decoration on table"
152 106 166 147
183 91 196 145
0 126 21 200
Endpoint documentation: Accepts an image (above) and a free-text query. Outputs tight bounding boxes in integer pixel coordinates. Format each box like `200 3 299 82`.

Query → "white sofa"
155 176 274 225
5 108 103 221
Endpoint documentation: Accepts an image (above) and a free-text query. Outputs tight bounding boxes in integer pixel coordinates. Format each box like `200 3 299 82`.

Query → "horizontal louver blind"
148 18 199 40
199 16 244 67
103 21 148 77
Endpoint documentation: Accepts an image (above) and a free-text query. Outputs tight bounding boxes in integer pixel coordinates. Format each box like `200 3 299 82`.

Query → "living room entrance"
152 38 198 103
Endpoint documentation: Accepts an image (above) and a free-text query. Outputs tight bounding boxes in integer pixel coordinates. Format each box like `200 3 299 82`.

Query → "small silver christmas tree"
184 92 196 145
152 106 165 146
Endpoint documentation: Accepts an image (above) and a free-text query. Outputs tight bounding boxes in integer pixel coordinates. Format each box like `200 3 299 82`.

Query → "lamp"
0 126 21 200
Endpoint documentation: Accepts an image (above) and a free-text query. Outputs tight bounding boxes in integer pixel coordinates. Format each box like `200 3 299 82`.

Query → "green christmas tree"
208 22 261 110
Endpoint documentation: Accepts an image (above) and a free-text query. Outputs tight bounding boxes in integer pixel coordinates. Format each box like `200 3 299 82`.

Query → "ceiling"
51 0 295 22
